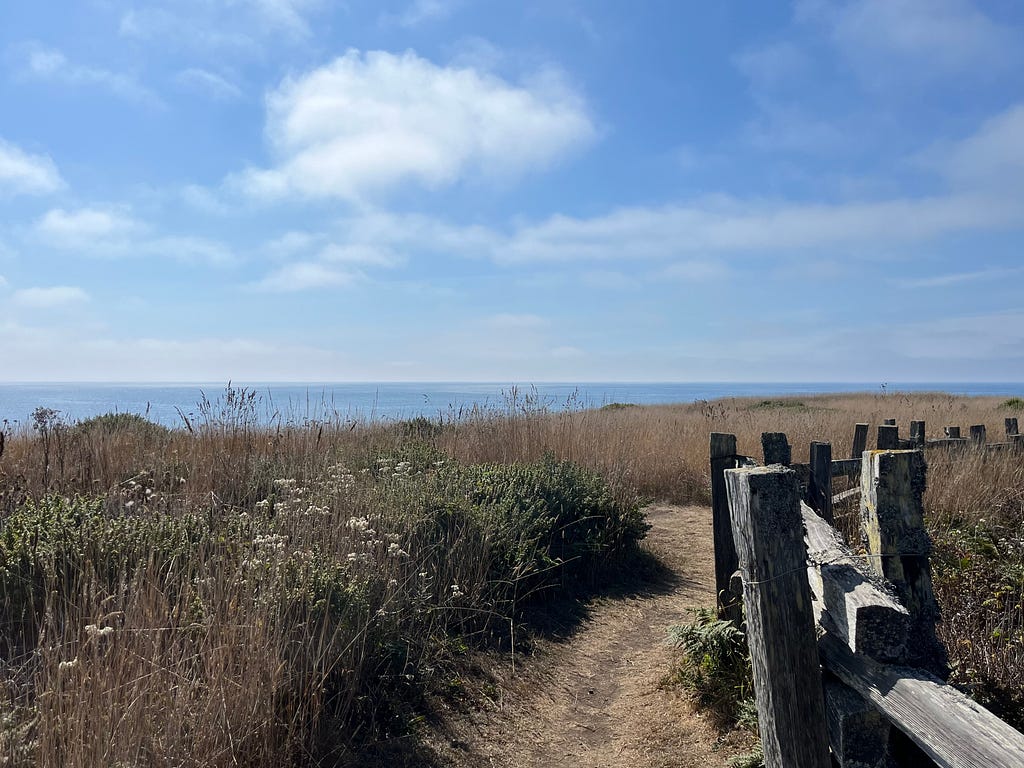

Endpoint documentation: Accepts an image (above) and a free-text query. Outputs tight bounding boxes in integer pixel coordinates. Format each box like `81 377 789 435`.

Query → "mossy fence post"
725 464 832 768
860 449 947 677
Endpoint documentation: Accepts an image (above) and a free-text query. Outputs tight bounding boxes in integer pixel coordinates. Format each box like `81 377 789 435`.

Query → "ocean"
1 382 1021 428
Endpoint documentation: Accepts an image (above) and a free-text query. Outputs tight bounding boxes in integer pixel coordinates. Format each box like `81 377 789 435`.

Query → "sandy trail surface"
422 505 755 768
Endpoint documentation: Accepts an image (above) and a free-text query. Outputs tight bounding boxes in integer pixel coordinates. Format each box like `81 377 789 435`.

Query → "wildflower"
58 659 79 672
255 499 271 510
85 624 114 639
387 542 408 558
450 584 464 598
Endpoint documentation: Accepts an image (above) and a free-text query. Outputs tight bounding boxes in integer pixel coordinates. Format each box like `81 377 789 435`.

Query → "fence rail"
709 421 1024 768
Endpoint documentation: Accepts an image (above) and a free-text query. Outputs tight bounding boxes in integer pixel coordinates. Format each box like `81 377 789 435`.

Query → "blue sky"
1 0 1023 382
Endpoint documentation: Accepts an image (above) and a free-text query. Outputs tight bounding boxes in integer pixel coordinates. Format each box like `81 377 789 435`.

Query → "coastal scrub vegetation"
0 387 1022 762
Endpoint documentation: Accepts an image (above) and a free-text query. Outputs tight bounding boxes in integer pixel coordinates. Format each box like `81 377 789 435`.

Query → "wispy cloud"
898 267 1024 289
380 0 461 28
175 68 243 101
34 207 236 265
797 0 1019 85
247 262 359 292
0 137 65 195
230 49 596 201
36 207 140 247
119 0 323 50
19 43 164 108
12 285 89 309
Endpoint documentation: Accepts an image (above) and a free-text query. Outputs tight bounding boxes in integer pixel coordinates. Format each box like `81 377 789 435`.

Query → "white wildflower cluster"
375 456 419 481
326 463 357 490
253 533 288 553
387 541 408 558
85 623 115 639
450 583 464 599
263 477 332 523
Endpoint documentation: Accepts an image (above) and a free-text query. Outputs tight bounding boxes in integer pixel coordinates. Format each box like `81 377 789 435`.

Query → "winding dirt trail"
425 505 755 768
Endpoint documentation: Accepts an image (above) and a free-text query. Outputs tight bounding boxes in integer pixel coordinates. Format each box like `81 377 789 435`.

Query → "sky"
1 0 1023 383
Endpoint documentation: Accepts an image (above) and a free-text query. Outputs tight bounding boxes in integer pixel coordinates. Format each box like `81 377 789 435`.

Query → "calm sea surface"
1 382 1022 428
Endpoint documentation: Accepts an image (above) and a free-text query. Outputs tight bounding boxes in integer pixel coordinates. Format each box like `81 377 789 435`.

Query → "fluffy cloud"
12 286 89 309
0 138 64 195
233 50 595 200
35 208 139 248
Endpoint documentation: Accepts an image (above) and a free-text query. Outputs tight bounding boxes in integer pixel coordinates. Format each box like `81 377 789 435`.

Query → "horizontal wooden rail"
820 633 1024 768
802 502 908 661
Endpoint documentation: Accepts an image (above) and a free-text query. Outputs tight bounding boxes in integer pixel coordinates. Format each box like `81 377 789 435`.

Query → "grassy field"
0 388 1022 763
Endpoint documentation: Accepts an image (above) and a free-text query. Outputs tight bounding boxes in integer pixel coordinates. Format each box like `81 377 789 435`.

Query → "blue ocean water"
1 382 1022 428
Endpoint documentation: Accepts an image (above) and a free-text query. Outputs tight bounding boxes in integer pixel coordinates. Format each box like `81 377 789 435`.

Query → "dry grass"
441 389 1024 725
0 387 1022 762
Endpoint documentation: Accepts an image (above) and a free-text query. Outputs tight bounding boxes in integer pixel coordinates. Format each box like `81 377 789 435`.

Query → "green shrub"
74 412 171 439
1002 397 1024 411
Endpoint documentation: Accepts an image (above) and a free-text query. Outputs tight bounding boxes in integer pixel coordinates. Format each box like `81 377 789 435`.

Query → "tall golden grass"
0 387 1021 762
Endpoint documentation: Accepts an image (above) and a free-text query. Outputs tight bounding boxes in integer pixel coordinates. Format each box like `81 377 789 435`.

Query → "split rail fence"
709 418 1024 768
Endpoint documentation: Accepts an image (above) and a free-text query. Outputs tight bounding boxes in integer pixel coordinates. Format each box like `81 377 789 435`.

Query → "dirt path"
425 505 755 768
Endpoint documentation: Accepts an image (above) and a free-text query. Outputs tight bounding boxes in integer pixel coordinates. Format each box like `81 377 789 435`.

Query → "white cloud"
248 262 358 292
119 0 321 48
319 243 404 268
244 0 321 38
926 104 1024 193
0 138 65 195
799 0 1017 85
119 8 256 53
492 194 1023 264
34 207 235 265
35 207 139 248
175 68 243 101
382 0 460 28
232 49 595 200
12 286 89 309
21 44 164 108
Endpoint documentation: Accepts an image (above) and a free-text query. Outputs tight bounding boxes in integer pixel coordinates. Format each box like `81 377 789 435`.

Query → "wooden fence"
709 419 1024 768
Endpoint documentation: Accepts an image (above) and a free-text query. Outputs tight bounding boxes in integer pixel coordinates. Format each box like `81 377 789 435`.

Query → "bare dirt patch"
417 505 757 768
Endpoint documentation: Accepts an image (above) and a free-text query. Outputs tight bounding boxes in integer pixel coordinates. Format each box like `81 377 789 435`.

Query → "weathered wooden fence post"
808 441 833 523
725 465 832 768
860 450 947 676
970 424 987 446
944 426 960 439
910 420 926 449
823 674 892 768
710 433 740 620
761 432 791 465
883 418 896 426
1007 418 1019 438
851 423 869 459
877 424 899 450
